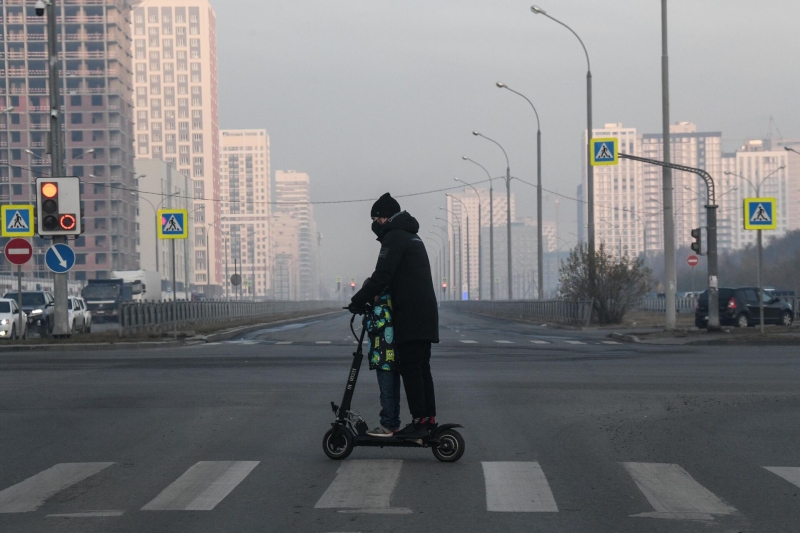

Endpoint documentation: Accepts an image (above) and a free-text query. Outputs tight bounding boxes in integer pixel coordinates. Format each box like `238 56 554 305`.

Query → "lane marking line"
623 462 736 520
0 462 114 514
47 511 125 518
460 340 478 344
530 340 550 344
482 461 558 513
316 341 332 344
275 341 293 345
315 460 402 511
142 461 259 511
602 341 621 345
494 340 514 344
564 341 585 345
764 467 800 489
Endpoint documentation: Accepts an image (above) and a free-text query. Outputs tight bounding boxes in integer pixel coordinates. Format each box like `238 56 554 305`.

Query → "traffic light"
36 177 81 236
691 228 702 255
442 278 447 292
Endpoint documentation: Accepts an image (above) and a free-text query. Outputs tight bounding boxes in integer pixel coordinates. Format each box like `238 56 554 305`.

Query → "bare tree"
560 243 653 324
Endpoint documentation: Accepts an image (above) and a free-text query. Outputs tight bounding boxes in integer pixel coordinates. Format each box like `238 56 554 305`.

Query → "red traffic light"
41 182 58 198
59 214 77 231
442 283 447 289
350 282 356 288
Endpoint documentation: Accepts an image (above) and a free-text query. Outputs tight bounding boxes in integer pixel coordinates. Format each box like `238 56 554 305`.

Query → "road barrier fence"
119 300 340 336
443 300 594 327
638 296 697 313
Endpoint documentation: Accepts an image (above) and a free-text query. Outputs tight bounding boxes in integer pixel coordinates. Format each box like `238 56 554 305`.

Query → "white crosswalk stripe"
602 341 621 345
315 460 409 513
316 341 332 345
623 462 736 520
141 461 259 511
494 340 514 344
482 462 558 512
275 341 293 345
564 340 585 345
530 340 550 344
460 340 478 344
764 466 800 488
0 462 114 513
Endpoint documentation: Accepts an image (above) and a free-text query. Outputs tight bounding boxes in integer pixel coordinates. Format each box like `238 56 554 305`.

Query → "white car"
77 297 92 333
68 296 87 334
0 298 27 340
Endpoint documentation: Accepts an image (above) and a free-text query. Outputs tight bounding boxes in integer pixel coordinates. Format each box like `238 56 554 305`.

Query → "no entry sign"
4 238 33 266
687 255 699 268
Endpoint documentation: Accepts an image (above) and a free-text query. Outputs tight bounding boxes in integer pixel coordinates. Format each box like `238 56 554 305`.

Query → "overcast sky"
214 0 800 289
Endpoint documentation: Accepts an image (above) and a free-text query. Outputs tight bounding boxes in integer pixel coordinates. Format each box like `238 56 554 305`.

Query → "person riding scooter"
349 193 439 440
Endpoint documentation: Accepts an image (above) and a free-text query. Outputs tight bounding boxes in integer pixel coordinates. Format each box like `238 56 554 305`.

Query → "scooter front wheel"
432 429 465 462
323 427 354 460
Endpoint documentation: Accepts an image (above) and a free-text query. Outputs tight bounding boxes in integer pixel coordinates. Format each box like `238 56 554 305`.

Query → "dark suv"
3 291 55 337
695 287 794 329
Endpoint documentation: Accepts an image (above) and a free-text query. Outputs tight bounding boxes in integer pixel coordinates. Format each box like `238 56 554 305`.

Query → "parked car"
0 299 27 340
77 297 92 333
3 291 54 337
695 287 794 329
67 296 87 334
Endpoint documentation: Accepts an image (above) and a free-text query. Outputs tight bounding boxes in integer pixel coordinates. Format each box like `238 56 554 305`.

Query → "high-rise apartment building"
641 123 723 252
273 170 318 300
131 0 220 294
219 129 271 297
0 0 138 279
447 189 514 300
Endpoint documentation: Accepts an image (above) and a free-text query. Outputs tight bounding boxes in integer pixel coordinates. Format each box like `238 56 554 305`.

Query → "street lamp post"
136 189 180 275
448 195 471 300
455 177 483 299
724 166 784 335
462 157 495 300
428 232 447 300
432 226 450 300
436 216 460 301
497 82 544 300
530 5 595 299
473 132 513 299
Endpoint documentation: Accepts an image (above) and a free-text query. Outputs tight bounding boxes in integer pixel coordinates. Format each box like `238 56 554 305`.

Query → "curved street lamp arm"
455 178 482 202
500 85 540 131
474 133 510 170
532 8 591 72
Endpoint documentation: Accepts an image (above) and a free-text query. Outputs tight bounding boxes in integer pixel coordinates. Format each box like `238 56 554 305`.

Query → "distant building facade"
131 0 221 293
273 170 318 300
219 129 271 298
0 0 139 279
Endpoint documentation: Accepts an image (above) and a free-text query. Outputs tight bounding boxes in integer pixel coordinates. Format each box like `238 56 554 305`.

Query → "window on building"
70 95 82 106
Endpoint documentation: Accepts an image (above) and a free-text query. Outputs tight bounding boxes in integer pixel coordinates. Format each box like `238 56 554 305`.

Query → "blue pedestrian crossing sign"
1 205 34 237
158 209 189 239
743 198 777 230
45 243 76 273
590 137 619 166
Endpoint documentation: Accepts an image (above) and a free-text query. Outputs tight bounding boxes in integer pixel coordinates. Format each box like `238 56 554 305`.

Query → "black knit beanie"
370 193 401 218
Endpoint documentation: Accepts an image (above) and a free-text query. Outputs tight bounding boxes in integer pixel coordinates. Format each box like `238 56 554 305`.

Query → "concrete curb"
468 311 584 331
610 332 641 343
0 309 345 353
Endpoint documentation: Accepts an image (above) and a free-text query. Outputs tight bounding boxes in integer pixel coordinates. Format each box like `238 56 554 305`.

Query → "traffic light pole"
619 153 720 331
45 0 70 337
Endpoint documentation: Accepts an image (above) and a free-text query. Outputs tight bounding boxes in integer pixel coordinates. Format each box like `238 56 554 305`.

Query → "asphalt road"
1 309 799 533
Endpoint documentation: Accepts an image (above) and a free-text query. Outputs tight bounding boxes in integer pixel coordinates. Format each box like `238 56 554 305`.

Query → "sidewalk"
610 325 800 346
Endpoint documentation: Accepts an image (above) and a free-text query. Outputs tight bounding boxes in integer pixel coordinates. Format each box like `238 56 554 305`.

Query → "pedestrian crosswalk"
2 458 796 520
215 338 628 347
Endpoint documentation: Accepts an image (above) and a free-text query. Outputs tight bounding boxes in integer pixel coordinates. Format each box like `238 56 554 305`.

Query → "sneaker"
393 421 428 439
424 416 438 434
366 425 397 438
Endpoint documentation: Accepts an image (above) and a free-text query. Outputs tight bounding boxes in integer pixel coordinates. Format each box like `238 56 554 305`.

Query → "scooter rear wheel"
432 429 465 462
323 427 354 460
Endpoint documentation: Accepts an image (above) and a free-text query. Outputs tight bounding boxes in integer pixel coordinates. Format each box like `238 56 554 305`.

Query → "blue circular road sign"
45 243 76 273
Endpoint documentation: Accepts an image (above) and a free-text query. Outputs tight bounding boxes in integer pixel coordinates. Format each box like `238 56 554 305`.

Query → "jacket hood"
376 211 419 241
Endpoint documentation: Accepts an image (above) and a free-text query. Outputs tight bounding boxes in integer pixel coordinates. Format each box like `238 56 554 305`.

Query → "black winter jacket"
351 212 439 344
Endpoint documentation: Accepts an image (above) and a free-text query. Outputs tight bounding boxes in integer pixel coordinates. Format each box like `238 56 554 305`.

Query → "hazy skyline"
213 0 800 289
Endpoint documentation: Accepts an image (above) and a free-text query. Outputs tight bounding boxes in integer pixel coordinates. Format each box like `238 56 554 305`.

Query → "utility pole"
661 0 677 330
44 0 69 336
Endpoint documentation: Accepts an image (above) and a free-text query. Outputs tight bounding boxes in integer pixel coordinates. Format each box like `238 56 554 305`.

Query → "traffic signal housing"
36 177 82 236
691 228 703 255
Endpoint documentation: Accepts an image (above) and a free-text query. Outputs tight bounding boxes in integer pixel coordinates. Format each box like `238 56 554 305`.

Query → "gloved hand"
347 302 364 315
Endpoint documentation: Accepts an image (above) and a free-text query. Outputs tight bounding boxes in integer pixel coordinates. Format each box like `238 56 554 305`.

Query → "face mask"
371 220 383 236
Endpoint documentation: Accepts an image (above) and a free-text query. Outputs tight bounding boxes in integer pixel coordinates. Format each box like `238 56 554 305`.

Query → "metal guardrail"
119 300 340 336
0 274 84 296
638 296 697 313
443 300 594 327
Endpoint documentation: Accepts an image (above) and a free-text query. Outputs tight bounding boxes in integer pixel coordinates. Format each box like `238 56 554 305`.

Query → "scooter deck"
353 435 437 448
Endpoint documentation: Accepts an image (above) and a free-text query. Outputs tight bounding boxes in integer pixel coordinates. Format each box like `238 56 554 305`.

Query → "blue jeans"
376 370 401 430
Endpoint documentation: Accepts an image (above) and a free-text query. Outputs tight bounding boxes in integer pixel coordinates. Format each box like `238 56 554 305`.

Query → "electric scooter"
322 310 465 462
